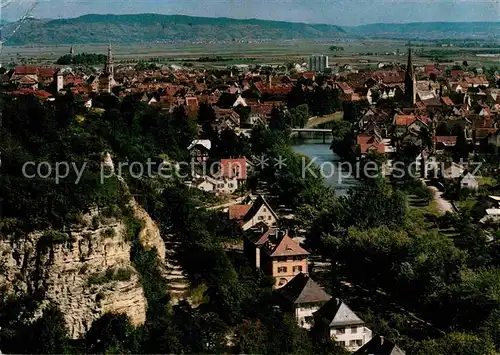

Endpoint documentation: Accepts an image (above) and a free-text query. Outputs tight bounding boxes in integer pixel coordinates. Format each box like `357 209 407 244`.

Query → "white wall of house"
214 177 239 195
242 205 277 231
295 304 322 329
196 180 215 192
330 325 373 352
461 174 479 190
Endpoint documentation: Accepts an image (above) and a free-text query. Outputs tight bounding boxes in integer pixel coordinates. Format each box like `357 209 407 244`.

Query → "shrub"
100 228 115 239
88 267 134 285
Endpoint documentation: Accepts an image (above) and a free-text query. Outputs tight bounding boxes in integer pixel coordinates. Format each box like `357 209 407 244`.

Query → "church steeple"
70 45 75 57
104 43 114 76
404 42 416 106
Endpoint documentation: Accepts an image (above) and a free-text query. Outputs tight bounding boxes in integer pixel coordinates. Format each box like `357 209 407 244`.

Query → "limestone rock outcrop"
0 205 163 339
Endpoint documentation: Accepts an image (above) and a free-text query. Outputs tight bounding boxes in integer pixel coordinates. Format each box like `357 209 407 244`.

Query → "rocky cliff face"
0 203 165 339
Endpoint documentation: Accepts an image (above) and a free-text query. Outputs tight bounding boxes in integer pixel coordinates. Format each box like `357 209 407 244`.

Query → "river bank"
291 140 358 196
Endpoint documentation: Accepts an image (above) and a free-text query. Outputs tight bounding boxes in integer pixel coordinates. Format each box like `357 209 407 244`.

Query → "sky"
3 0 500 26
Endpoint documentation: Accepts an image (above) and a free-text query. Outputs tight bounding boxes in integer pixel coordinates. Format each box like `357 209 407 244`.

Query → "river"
291 139 358 196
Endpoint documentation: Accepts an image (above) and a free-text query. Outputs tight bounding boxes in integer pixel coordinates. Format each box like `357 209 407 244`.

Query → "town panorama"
1 1 500 354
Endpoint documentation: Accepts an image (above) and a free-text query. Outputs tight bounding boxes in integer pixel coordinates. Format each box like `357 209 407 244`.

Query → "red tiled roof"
476 128 498 139
441 96 454 106
254 81 292 96
424 64 436 73
228 204 252 220
10 89 52 98
394 114 417 126
220 158 248 180
336 82 353 94
270 234 310 257
13 65 38 75
38 67 57 78
185 96 199 110
450 70 465 78
371 71 405 85
302 72 315 80
17 76 37 84
415 101 426 110
394 114 429 126
357 134 377 145
433 136 457 145
359 143 385 154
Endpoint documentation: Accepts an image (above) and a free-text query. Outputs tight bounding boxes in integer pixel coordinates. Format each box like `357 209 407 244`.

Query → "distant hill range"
3 14 500 45
345 22 500 40
3 14 347 45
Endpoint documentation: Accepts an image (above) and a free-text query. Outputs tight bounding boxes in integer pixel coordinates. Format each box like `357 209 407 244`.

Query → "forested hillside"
4 14 346 45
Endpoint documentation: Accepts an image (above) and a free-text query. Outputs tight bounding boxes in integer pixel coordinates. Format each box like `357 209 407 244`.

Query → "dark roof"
354 335 405 355
279 273 331 304
314 298 364 327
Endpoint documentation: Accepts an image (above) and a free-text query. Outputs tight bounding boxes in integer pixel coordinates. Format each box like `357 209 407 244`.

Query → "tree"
414 332 496 355
234 319 268 354
85 313 141 354
0 301 70 354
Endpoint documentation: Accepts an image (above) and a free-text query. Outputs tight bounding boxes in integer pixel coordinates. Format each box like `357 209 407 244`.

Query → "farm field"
4 39 500 68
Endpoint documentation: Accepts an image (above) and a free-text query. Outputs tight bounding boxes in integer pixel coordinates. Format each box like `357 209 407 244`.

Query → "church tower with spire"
404 42 416 106
98 43 115 93
104 43 114 77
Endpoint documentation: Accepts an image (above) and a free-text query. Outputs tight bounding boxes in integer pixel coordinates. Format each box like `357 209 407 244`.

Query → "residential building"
230 195 278 231
244 226 309 288
213 176 240 195
479 208 500 224
433 136 457 152
278 273 331 329
460 172 479 190
313 298 373 352
187 139 211 162
192 175 218 192
216 158 249 188
440 162 466 180
393 114 428 137
354 335 406 355
308 55 329 72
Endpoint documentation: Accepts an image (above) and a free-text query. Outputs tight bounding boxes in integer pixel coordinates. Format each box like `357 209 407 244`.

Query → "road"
206 196 247 210
428 186 454 214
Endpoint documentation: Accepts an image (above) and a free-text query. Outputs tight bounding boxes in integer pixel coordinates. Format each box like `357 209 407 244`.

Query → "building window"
277 266 287 273
351 326 357 334
356 339 363 346
278 278 287 286
258 216 264 220
336 328 345 335
350 340 357 346
337 341 345 347
293 265 303 272
228 183 234 188
268 215 272 220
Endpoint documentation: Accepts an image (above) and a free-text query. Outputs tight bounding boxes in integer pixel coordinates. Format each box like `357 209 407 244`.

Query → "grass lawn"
479 176 496 188
456 197 477 212
306 111 343 128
